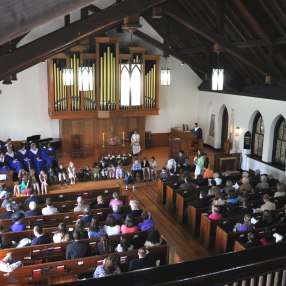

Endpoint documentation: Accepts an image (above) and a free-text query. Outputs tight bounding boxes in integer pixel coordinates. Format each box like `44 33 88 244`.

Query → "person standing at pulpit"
131 130 141 156
191 123 203 139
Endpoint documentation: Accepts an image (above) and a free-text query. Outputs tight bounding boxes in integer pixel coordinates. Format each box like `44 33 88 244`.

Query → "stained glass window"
273 117 286 167
252 113 264 158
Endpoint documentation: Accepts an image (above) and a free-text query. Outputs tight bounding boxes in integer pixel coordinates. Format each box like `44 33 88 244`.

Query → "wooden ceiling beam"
165 7 268 76
0 0 167 80
232 0 273 45
165 7 286 88
133 30 208 75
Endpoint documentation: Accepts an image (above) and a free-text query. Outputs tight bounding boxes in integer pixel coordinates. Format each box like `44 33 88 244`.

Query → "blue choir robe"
4 151 22 172
41 146 58 169
16 149 31 171
29 148 44 174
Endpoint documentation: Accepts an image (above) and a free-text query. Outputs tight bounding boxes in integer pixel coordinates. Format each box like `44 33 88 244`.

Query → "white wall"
146 57 201 133
0 63 60 140
198 91 286 182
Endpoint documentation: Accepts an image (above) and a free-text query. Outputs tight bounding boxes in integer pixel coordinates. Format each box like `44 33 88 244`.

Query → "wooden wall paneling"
152 133 170 147
60 117 147 156
60 119 72 155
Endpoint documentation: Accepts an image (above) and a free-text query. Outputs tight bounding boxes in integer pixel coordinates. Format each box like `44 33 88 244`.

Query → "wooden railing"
69 242 286 286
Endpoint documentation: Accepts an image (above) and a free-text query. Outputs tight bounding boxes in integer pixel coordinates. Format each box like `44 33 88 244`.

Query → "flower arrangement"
106 136 121 146
101 153 132 166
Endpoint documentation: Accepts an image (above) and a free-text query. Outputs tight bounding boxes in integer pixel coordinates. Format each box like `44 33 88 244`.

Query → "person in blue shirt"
191 123 203 139
131 159 143 181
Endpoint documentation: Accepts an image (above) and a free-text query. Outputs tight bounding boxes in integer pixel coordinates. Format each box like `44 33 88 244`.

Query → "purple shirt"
11 223 26 232
109 199 123 208
138 217 155 231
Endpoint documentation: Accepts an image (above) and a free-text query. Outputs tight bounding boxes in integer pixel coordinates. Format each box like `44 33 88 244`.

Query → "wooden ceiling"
1 0 286 99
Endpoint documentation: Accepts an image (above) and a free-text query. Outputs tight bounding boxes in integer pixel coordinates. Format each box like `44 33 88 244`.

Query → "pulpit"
170 128 197 157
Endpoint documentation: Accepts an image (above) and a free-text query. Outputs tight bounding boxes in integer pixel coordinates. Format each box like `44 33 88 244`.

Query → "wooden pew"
0 195 129 214
0 241 169 285
0 230 154 263
157 179 181 205
187 205 211 235
175 189 202 223
200 204 285 249
215 214 286 254
165 183 211 213
0 186 122 205
0 204 132 233
216 223 286 254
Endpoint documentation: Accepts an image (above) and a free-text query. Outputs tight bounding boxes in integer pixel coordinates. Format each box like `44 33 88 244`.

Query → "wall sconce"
62 68 73 86
212 43 224 91
78 66 93 91
235 127 241 137
161 56 170 86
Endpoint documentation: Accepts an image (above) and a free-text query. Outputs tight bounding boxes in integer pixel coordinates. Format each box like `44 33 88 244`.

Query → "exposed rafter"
0 0 167 80
133 30 208 75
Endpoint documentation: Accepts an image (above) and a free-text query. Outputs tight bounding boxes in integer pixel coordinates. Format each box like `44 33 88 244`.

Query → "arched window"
272 116 286 168
251 112 264 158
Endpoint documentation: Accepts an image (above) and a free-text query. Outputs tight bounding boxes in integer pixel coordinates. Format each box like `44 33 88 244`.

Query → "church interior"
1 0 286 285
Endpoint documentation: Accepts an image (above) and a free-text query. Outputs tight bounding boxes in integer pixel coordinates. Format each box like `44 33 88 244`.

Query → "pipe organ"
48 37 160 119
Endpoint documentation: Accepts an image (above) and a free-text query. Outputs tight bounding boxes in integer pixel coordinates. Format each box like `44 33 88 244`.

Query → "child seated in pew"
107 164 116 179
115 164 123 179
57 163 67 185
208 205 222 220
92 162 101 181
83 165 92 182
47 167 58 185
29 169 40 194
159 167 168 181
